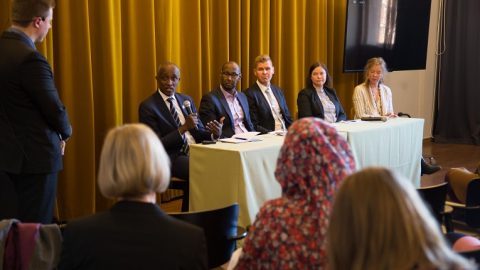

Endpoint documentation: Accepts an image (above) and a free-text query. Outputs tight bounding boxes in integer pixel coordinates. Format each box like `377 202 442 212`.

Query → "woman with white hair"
58 124 207 270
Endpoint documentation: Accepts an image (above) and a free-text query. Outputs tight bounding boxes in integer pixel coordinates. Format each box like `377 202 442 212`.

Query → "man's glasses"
222 72 240 79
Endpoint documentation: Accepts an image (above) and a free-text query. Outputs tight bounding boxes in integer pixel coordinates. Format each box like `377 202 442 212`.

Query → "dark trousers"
0 171 57 224
171 154 189 180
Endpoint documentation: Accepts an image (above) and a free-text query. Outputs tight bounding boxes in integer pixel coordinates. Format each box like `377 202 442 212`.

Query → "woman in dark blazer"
297 62 347 122
58 124 207 270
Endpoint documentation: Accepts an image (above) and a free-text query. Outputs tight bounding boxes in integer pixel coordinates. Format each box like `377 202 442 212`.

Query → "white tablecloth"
189 117 424 227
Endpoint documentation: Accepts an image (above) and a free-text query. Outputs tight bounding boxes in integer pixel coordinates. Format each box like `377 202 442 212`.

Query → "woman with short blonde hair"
98 123 170 199
327 167 475 270
59 124 208 269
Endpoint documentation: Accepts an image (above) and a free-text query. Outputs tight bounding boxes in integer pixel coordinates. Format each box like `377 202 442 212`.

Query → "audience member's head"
363 57 388 86
236 118 356 269
98 123 171 201
306 62 331 89
276 117 355 202
328 167 475 270
220 61 241 92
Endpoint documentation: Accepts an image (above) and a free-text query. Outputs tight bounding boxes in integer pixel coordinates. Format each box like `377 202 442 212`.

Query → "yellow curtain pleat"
0 0 356 220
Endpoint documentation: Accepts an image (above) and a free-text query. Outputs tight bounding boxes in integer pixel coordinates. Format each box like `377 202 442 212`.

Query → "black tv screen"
343 0 432 72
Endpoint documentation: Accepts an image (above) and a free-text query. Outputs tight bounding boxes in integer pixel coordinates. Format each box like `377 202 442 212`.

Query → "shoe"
421 158 441 175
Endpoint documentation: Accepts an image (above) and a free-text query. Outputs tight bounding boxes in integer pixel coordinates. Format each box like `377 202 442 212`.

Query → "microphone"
183 100 198 129
398 112 411 118
183 100 193 115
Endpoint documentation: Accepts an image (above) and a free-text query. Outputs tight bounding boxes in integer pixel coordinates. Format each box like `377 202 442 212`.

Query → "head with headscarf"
236 117 356 269
276 117 355 203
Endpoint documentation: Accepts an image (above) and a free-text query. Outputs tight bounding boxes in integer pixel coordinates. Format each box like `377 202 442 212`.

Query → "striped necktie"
265 88 286 131
167 97 189 155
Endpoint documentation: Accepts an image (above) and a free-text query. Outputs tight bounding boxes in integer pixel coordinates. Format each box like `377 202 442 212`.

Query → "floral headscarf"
236 118 356 269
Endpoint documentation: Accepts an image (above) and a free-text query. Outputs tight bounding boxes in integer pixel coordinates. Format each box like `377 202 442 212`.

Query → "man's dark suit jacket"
244 83 293 133
139 91 212 159
199 87 254 138
58 201 208 270
0 29 72 174
297 86 347 122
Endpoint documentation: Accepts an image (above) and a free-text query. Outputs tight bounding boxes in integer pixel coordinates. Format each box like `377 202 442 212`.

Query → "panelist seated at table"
139 62 222 180
327 167 474 270
58 124 208 270
352 57 396 119
297 62 347 123
199 61 255 138
244 55 293 133
233 118 356 269
352 57 441 175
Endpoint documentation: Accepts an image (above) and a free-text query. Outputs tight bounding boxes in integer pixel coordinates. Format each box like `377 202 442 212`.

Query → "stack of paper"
219 132 261 143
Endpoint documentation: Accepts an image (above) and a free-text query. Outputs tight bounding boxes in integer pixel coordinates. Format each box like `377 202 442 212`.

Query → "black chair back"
417 182 448 223
170 203 240 269
465 179 480 227
459 249 480 264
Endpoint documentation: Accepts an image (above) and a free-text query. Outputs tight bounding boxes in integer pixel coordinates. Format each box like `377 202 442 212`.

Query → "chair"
417 182 452 231
169 203 247 269
445 168 480 230
459 249 480 264
167 177 189 212
0 219 62 269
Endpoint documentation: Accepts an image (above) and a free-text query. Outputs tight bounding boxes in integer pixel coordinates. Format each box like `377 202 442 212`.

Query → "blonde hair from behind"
327 167 474 270
363 57 388 86
98 123 171 199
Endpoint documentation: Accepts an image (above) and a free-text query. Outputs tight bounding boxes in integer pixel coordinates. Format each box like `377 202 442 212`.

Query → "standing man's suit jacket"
0 30 72 174
139 91 212 158
244 83 293 133
58 201 208 270
297 86 347 122
199 87 254 138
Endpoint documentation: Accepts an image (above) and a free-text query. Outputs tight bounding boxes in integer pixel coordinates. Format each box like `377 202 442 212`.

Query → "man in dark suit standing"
0 0 72 224
244 55 293 134
139 62 222 181
199 61 255 138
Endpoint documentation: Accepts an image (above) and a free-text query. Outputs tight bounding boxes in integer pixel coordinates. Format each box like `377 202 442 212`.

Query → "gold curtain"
1 0 357 220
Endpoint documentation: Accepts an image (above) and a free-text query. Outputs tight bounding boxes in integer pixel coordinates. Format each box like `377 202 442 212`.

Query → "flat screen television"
343 0 432 72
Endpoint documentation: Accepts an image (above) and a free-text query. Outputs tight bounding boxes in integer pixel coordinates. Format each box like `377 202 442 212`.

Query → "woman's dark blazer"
58 201 208 270
297 86 347 121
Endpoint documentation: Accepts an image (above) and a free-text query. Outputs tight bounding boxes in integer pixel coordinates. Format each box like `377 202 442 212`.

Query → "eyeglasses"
222 72 240 79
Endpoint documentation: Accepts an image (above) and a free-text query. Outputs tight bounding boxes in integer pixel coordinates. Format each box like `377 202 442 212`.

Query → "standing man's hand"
60 140 66 156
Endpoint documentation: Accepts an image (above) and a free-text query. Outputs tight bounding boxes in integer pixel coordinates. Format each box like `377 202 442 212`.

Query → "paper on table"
268 130 286 136
219 131 262 143
232 131 261 140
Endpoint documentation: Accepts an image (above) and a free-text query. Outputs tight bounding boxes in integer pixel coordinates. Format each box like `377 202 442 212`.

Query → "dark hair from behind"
306 62 331 88
11 0 55 27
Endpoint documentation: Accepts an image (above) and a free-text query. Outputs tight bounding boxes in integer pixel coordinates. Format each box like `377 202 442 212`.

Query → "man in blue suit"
139 62 222 181
0 0 72 224
199 61 255 138
244 55 293 134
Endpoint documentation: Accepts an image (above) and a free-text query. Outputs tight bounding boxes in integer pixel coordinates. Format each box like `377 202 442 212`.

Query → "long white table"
189 117 424 227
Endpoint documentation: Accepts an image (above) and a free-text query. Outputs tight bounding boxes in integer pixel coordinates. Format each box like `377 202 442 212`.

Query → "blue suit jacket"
139 91 212 159
199 87 254 138
244 83 293 133
297 86 347 121
0 29 72 174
